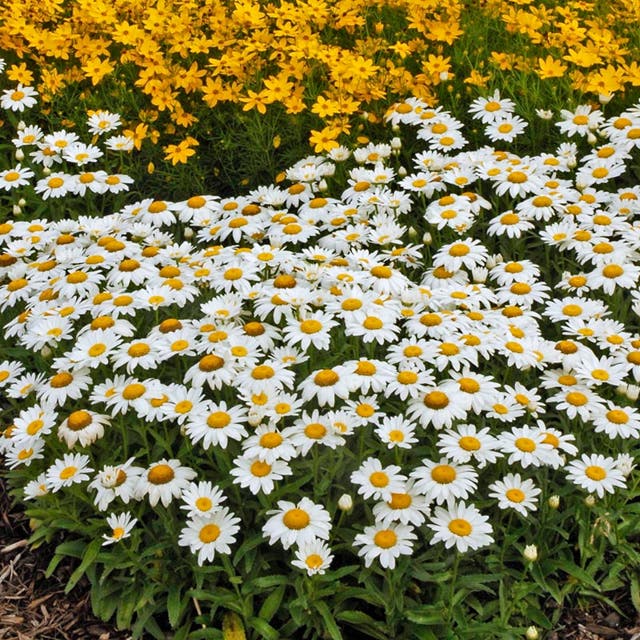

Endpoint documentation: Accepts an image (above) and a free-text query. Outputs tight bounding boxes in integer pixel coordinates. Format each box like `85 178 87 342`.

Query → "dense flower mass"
1 0 639 158
1 60 640 638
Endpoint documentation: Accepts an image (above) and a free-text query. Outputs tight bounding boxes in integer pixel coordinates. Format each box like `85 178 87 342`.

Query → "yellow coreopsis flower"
240 89 271 114
163 137 199 165
536 56 568 79
82 57 115 86
309 126 341 153
7 63 34 85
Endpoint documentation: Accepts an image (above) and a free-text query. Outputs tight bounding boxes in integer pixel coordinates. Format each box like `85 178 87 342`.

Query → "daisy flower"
57 409 110 448
469 90 516 123
230 455 293 495
102 512 137 546
374 416 419 449
0 164 34 191
556 105 604 137
263 497 332 550
497 425 561 469
34 172 75 199
353 522 417 569
292 540 334 576
485 115 528 143
88 458 145 511
184 401 248 450
433 238 488 273
428 502 494 553
407 386 469 430
137 459 197 507
410 458 478 505
372 480 431 526
566 454 626 498
299 366 351 407
1 84 38 111
350 457 406 502
180 481 227 518
5 439 45 469
178 508 241 565
45 453 94 492
436 424 502 468
241 425 297 464
488 474 541 516
591 402 640 439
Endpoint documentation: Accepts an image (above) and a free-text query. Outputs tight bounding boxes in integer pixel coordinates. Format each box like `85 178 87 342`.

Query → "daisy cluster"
2 88 640 575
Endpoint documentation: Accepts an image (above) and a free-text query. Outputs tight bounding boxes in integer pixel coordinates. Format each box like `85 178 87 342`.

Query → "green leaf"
167 583 183 628
315 600 343 640
258 584 285 623
631 574 640 613
248 617 280 640
525 605 552 629
550 559 600 591
336 610 378 625
405 605 445 626
250 575 289 589
64 538 102 594
187 628 224 639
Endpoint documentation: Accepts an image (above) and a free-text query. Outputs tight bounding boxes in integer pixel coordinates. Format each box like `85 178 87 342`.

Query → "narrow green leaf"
315 601 343 640
167 583 183 628
248 617 280 640
64 538 102 594
258 584 285 622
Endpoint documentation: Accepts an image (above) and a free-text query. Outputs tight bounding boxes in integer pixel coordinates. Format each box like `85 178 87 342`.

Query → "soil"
2 475 640 640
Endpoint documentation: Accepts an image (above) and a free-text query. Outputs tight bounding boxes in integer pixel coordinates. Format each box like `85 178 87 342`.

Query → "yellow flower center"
369 471 389 488
199 355 225 371
305 554 324 569
174 400 193 414
88 343 107 357
397 371 418 385
458 377 480 393
283 508 310 529
122 383 146 400
448 243 470 257
207 412 231 428
363 316 383 330
48 177 65 189
566 391 587 406
431 464 456 484
252 365 275 379
515 437 536 452
505 488 525 503
67 410 92 431
304 423 327 439
224 267 243 280
199 524 221 543
423 390 449 409
606 409 629 424
370 265 392 279
147 464 175 484
602 264 623 279
585 465 606 481
459 436 481 451
59 466 78 480
314 369 339 386
448 519 472 536
195 497 213 511
250 460 271 477
300 319 322 334
373 530 398 548
260 432 283 448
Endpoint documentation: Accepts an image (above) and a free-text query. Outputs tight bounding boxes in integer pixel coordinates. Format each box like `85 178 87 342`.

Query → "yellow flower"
163 137 199 165
309 126 341 153
464 70 491 88
239 89 270 115
82 57 115 86
7 63 34 85
536 56 567 79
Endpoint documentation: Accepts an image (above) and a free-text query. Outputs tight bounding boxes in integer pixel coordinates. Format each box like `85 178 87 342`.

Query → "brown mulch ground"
0 476 131 640
2 475 640 640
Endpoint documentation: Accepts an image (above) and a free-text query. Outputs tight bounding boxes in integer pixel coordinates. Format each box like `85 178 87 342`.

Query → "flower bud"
472 267 488 283
584 495 596 507
627 384 640 401
391 137 402 150
486 253 503 269
15 148 24 161
397 166 407 178
17 120 26 131
43 167 51 176
525 626 539 640
523 544 538 562
183 227 194 240
616 453 635 477
12 205 21 216
392 124 400 133
587 132 597 145
423 232 432 245
40 345 52 359
318 179 328 192
18 198 26 207
548 495 560 509
598 93 613 104
337 493 353 512
535 109 553 120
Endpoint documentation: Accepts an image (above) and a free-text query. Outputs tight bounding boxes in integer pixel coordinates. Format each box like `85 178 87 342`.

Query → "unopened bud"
525 626 539 640
15 149 24 161
247 410 263 427
548 495 560 509
627 384 640 401
18 198 26 207
338 493 353 512
584 494 596 507
17 120 26 131
408 226 418 240
12 205 21 216
587 132 597 145
392 124 400 133
397 166 407 177
40 345 52 359
523 544 538 562
617 453 635 477
183 227 194 240
42 167 51 176
472 267 488 283
318 179 328 192
423 232 432 245
598 93 613 105
391 137 402 150
486 253 503 269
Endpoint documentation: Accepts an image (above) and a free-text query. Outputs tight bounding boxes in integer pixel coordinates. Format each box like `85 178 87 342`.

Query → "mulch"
0 475 131 640
1 474 640 640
